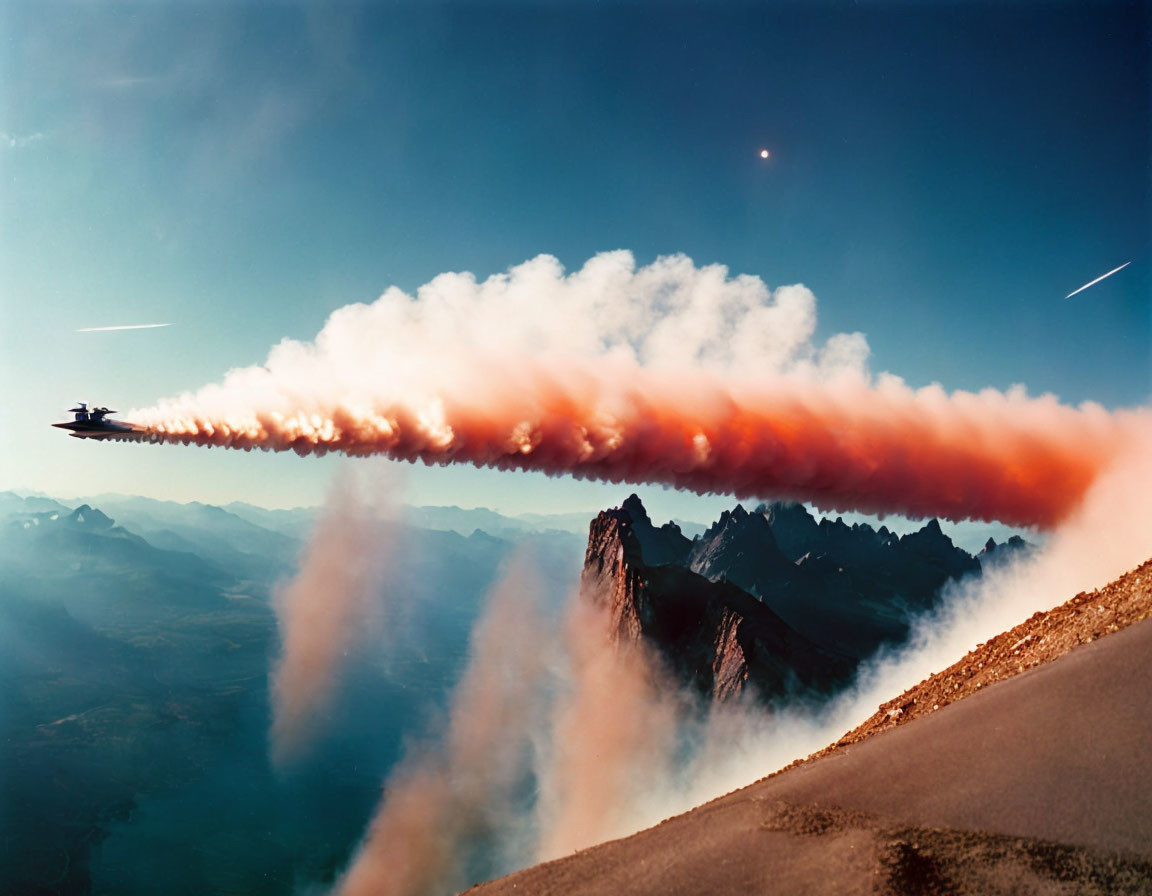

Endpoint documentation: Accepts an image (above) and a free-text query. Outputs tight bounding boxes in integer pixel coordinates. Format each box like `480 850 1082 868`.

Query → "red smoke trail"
127 358 1138 529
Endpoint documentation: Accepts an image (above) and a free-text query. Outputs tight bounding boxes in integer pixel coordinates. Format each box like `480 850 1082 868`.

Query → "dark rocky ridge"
584 495 1020 699
977 534 1032 567
582 500 852 700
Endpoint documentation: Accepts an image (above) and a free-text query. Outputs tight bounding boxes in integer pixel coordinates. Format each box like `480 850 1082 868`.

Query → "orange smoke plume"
131 365 1137 529
121 252 1145 529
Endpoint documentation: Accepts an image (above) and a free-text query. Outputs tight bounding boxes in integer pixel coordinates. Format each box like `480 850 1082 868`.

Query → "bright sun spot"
759 149 770 159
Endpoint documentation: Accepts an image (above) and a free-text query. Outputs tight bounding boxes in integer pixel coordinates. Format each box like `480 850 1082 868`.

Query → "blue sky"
1 0 1148 527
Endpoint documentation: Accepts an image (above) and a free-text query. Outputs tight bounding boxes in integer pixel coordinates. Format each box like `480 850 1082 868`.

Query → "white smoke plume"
270 464 402 766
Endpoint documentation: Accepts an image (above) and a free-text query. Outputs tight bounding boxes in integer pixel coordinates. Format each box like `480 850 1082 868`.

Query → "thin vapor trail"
77 323 172 332
1065 261 1131 299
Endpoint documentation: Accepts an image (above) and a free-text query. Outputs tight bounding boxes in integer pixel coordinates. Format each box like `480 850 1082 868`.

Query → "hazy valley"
0 489 1033 895
0 490 583 894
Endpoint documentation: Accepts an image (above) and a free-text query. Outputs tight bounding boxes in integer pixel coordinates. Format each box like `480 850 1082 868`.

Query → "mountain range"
583 495 1027 701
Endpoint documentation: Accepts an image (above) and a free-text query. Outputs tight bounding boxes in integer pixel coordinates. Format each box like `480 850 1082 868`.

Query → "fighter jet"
52 403 143 440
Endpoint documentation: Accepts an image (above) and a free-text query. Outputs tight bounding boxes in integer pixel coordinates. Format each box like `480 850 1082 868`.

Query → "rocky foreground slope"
800 556 1152 763
471 555 1152 895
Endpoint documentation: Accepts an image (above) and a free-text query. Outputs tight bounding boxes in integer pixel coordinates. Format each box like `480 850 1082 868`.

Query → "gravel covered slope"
798 556 1152 766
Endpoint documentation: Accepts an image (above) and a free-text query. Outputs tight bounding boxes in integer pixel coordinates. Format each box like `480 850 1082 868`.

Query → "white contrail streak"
76 323 172 332
1065 261 1131 299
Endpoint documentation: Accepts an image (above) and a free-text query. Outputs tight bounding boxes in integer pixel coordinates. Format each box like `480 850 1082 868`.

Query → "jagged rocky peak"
585 504 634 573
760 500 816 528
759 501 822 561
900 518 951 551
700 505 744 541
700 504 762 542
601 493 693 568
67 504 115 530
584 496 1040 710
689 504 792 587
898 517 976 577
978 533 1033 566
620 493 650 524
818 516 846 535
582 494 852 701
905 517 952 549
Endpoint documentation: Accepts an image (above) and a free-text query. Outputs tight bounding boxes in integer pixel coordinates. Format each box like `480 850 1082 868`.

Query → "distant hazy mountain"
402 504 538 536
0 499 268 892
68 494 303 583
222 501 320 540
402 503 595 537
44 490 709 541
402 503 709 539
3 502 229 600
0 491 71 517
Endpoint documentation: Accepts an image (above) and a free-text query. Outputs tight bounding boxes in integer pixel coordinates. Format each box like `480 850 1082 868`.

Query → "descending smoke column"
270 466 400 766
335 556 550 896
532 590 681 861
128 252 1144 528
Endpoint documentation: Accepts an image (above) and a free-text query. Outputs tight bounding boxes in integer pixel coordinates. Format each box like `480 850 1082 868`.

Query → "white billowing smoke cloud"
334 555 551 896
270 464 402 766
140 252 866 423
302 251 868 383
